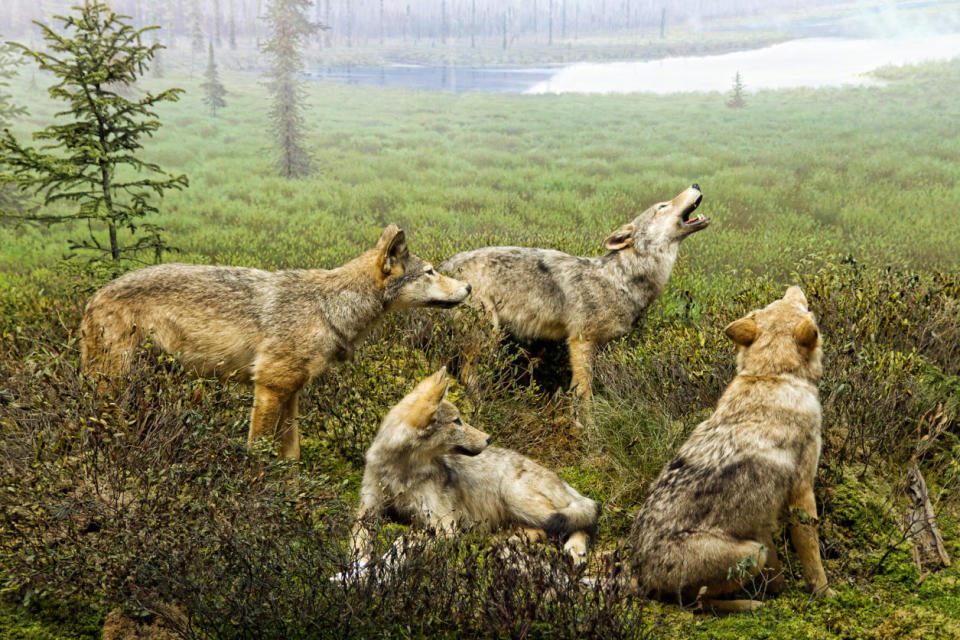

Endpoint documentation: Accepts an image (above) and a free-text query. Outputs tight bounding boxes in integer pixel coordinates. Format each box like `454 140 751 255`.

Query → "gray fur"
353 369 599 565
627 287 833 612
439 185 709 404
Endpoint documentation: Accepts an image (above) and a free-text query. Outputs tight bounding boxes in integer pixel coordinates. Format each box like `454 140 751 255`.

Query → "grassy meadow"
1 50 960 638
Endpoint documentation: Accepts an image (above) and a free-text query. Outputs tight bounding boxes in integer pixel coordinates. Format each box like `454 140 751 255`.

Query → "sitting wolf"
438 185 708 405
351 368 599 568
627 286 834 612
80 225 471 459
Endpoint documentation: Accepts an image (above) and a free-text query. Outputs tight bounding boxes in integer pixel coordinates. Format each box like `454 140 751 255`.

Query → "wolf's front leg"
567 336 597 423
350 517 375 565
788 484 834 598
563 531 590 565
276 391 301 460
251 357 307 459
250 383 286 447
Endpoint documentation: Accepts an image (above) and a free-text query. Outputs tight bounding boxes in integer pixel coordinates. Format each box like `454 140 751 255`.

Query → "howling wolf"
352 368 599 567
81 225 472 459
627 286 833 612
439 185 708 404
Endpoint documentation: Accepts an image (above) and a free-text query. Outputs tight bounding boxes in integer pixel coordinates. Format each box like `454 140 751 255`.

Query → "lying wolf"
627 286 833 612
80 225 471 459
352 368 600 567
438 185 708 404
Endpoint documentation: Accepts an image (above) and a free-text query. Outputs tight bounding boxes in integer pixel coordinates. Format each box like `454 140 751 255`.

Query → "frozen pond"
526 33 960 94
313 33 960 95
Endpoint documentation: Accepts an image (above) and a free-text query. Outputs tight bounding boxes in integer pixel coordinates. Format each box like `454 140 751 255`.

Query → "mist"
1 1 960 638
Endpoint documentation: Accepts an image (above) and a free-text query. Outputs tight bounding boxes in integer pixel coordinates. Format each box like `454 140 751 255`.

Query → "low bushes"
1 258 958 637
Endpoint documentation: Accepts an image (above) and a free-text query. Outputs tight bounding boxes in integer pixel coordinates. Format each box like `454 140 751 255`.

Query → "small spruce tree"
727 71 746 109
0 1 188 265
201 42 227 116
262 0 319 178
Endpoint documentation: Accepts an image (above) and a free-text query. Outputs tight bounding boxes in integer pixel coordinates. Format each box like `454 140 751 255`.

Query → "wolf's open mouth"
454 445 484 457
680 194 709 228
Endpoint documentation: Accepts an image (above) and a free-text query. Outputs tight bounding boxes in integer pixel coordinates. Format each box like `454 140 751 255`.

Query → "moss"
0 597 102 640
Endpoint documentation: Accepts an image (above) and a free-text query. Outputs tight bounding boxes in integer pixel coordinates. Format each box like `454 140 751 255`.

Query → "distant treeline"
2 0 842 47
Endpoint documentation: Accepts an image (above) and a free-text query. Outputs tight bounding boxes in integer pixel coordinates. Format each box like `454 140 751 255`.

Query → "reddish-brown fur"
81 225 471 458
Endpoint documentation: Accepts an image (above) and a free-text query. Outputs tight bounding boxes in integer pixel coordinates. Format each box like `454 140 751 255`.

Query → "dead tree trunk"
903 463 951 575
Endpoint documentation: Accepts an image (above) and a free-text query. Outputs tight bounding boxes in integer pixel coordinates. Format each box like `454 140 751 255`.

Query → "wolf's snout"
486 436 492 445
691 183 700 191
466 284 472 295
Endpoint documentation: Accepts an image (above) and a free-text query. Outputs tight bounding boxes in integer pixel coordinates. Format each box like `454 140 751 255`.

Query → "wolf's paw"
811 584 836 599
328 559 369 584
705 598 765 614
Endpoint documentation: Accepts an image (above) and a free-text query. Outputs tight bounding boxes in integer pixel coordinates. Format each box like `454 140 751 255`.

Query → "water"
312 64 555 93
527 33 960 94
313 33 960 95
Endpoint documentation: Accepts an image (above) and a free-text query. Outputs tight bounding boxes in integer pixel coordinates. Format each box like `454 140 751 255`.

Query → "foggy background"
3 1 959 50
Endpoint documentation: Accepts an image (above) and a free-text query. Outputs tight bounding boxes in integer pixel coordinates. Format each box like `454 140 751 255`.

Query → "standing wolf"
627 286 833 612
80 225 472 459
352 368 599 567
439 185 708 404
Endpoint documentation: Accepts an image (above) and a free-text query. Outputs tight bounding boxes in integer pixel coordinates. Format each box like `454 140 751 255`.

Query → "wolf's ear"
794 315 819 349
409 369 449 429
602 223 635 251
724 316 758 347
783 285 808 307
427 367 450 404
377 224 408 275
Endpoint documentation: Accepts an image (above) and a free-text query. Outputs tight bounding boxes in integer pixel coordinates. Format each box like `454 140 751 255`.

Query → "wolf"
80 225 472 459
626 286 833 612
351 367 600 568
438 185 708 405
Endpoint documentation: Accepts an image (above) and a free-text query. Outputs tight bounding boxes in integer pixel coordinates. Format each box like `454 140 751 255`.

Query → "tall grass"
1 55 959 638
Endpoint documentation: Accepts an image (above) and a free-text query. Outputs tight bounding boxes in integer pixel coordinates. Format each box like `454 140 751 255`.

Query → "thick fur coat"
353 368 599 564
81 225 471 458
627 286 833 612
439 185 709 403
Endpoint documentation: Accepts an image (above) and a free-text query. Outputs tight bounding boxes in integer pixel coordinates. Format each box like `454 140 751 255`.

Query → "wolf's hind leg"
760 532 785 594
704 598 765 613
648 532 767 606
508 526 547 546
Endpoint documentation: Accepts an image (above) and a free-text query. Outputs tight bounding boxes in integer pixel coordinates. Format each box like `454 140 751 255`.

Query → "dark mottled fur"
439 185 709 406
627 287 833 612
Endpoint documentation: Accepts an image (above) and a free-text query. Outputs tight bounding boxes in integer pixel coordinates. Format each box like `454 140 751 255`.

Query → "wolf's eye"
453 417 462 425
658 203 668 210
426 268 436 276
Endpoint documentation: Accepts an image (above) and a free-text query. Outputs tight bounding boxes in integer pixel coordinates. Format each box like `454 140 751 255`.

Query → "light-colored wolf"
352 368 600 566
438 185 708 404
80 225 472 459
627 286 834 612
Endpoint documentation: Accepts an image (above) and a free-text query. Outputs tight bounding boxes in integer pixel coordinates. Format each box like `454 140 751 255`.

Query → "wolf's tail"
544 494 601 539
80 293 140 378
436 250 471 275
